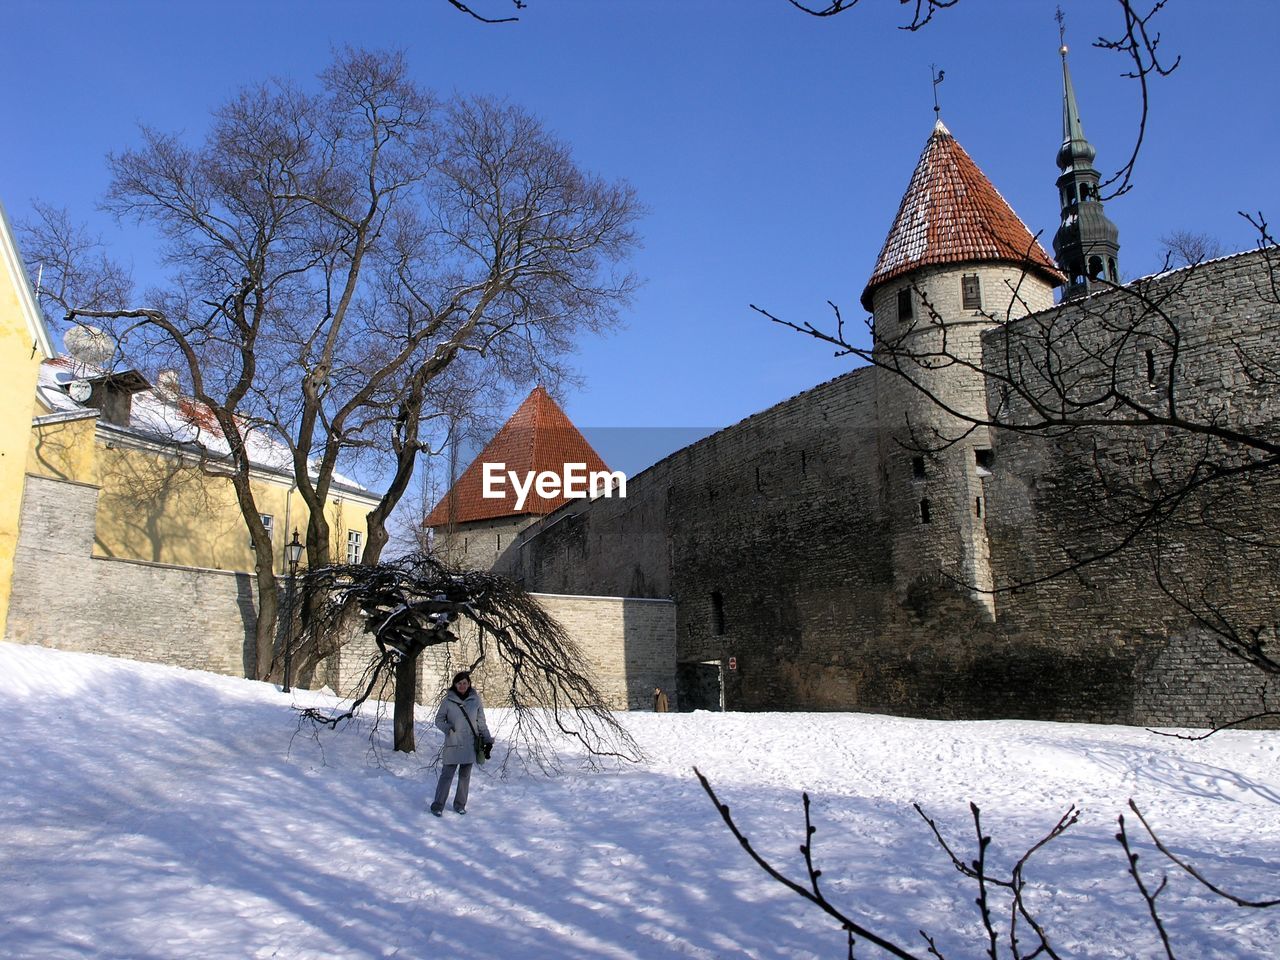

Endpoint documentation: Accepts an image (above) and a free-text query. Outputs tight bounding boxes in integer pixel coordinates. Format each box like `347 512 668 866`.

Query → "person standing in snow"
653 686 669 712
431 671 493 817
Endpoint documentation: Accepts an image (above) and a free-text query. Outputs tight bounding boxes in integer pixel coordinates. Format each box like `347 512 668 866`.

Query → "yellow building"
6 352 381 677
2 209 380 676
27 356 379 575
0 202 55 640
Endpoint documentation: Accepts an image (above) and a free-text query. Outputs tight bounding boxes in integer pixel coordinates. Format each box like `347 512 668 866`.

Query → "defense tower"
865 119 1063 618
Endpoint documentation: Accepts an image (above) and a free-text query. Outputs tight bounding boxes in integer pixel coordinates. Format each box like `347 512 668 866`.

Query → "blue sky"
5 0 1278 477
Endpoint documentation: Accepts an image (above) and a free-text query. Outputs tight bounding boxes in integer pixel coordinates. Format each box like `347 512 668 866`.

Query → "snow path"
1 641 1277 958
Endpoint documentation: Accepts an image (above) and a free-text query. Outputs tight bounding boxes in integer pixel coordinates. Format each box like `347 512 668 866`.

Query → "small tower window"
962 274 982 310
1089 256 1104 280
975 496 984 518
710 591 725 635
975 448 994 475
1108 257 1118 282
919 498 932 524
912 456 926 480
1145 349 1157 386
897 287 913 321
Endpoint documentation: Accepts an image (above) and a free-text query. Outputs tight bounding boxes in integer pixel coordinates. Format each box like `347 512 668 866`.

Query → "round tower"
864 119 1063 619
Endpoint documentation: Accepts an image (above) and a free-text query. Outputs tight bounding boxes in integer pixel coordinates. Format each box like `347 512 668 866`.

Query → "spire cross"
1056 5 1067 53
930 63 945 118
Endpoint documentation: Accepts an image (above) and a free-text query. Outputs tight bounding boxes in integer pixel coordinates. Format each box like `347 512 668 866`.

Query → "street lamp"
283 529 304 694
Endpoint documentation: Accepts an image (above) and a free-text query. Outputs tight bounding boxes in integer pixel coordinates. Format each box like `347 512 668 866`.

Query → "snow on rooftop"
36 358 375 497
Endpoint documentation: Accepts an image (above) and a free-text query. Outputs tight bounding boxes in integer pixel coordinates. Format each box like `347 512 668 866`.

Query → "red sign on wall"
727 656 737 671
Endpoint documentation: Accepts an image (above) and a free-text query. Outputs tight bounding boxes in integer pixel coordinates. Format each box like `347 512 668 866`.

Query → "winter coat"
435 688 491 766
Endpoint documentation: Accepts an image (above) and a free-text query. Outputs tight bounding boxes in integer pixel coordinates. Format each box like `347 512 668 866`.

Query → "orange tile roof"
425 386 611 527
861 119 1064 310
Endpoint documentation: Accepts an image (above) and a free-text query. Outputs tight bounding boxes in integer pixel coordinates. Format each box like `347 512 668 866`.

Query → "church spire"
1052 36 1121 300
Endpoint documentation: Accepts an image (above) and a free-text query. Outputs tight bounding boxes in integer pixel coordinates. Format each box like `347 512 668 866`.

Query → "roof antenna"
931 63 945 118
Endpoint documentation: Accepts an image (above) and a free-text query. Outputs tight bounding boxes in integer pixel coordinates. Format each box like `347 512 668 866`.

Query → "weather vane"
931 63 945 118
1056 5 1067 54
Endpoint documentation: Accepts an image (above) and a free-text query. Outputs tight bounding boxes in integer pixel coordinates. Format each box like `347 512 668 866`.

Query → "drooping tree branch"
295 553 641 768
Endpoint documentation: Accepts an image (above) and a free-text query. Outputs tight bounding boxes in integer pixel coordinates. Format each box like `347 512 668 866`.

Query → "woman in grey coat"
430 671 493 816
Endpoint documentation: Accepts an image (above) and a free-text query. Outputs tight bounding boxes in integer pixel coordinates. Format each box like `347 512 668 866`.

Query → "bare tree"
698 773 1277 959
27 48 640 684
298 553 640 762
1159 229 1225 268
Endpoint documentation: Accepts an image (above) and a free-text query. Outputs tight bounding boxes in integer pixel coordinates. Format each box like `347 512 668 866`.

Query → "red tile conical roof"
861 119 1064 310
425 386 611 527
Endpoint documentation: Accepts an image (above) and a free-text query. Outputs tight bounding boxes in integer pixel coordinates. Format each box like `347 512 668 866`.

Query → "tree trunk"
393 652 420 753
255 578 280 681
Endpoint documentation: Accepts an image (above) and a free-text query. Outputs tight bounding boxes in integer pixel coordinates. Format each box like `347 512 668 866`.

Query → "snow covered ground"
1 641 1277 959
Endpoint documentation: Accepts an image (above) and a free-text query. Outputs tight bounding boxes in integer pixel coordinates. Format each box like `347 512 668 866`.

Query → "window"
975 496 984 518
347 530 363 564
919 498 932 524
1145 349 1157 386
897 287 913 321
1089 255 1104 280
252 514 274 550
710 591 725 636
975 449 994 475
962 274 982 310
912 456 926 480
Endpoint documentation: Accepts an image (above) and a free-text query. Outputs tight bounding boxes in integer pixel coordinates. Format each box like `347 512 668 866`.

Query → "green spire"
1052 41 1120 301
1057 45 1096 170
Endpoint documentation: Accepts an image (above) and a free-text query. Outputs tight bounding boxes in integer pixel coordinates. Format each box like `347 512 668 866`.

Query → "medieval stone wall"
984 249 1280 725
432 513 534 572
507 368 901 712
394 594 677 713
513 250 1279 726
7 472 674 712
6 473 258 676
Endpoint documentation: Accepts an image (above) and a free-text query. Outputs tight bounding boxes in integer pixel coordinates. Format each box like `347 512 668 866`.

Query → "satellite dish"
64 325 116 369
69 380 92 403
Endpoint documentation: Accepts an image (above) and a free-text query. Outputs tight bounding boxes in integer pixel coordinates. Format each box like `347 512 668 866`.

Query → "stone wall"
6 473 258 676
7 472 673 712
507 367 900 712
431 513 534 572
402 594 676 712
984 249 1280 725
513 250 1279 726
